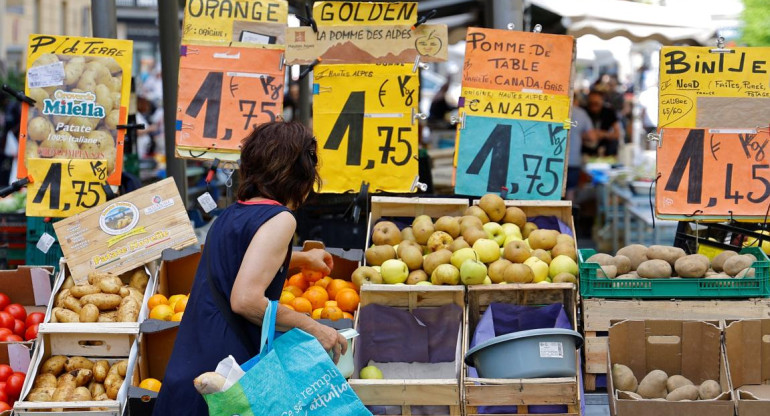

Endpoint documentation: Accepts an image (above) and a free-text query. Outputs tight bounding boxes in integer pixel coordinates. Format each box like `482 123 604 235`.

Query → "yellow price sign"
27 158 108 217
313 64 419 193
182 0 288 46
314 1 417 26
461 87 570 123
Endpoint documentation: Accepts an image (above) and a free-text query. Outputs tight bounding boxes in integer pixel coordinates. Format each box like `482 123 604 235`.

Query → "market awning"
528 0 716 45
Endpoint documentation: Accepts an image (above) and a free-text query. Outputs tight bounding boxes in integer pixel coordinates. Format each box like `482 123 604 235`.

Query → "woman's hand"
309 322 348 363
295 249 334 275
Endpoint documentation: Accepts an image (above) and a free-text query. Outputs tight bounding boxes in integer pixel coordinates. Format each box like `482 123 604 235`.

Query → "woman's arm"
230 212 347 360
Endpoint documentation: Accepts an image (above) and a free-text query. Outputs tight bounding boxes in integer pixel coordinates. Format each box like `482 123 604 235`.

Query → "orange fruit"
173 296 188 313
324 300 338 307
171 312 184 322
314 276 333 289
302 269 325 283
287 273 309 291
139 378 162 392
147 294 168 310
279 291 296 305
290 297 313 314
342 311 354 320
320 305 344 320
150 305 174 321
283 285 303 298
282 304 295 311
336 289 360 313
312 308 323 319
168 294 186 306
327 279 353 300
302 286 329 310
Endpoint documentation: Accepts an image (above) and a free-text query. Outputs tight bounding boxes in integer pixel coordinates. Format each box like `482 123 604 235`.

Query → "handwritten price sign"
659 46 770 128
176 45 284 161
182 0 288 46
657 128 770 219
455 115 567 199
313 64 418 192
27 158 108 217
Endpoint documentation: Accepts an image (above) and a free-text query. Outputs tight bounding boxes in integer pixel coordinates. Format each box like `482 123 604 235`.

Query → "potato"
65 356 94 372
93 360 109 383
79 304 100 323
88 271 113 286
68 386 92 401
69 284 101 298
674 254 710 278
736 268 756 279
711 251 737 273
637 369 668 399
613 255 632 275
62 295 82 313
194 372 227 395
28 116 54 142
118 287 131 298
72 368 93 386
97 311 118 322
108 360 128 377
618 391 643 400
117 297 140 322
587 253 613 265
647 245 686 267
89 381 106 397
64 58 86 85
724 254 756 277
27 387 54 402
612 364 637 392
80 294 122 310
666 384 699 401
55 289 71 307
42 356 68 375
94 84 114 114
104 373 123 399
127 287 144 305
61 276 75 291
98 276 123 294
598 265 618 279
52 382 75 402
129 269 149 292
637 259 673 279
699 380 721 400
617 244 649 270
34 373 58 388
667 375 694 392
57 372 76 387
93 392 109 401
106 109 121 130
55 308 80 323
28 87 50 111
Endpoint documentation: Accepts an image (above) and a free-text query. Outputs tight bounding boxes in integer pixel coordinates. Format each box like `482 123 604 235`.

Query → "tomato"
0 313 13 330
0 401 9 412
0 329 10 340
11 320 24 337
3 304 26 322
24 324 38 341
25 312 45 328
0 293 9 312
5 373 23 399
2 335 21 342
0 365 11 382
0 389 6 404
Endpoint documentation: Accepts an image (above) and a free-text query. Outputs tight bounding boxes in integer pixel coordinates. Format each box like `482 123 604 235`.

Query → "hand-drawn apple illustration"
415 30 442 57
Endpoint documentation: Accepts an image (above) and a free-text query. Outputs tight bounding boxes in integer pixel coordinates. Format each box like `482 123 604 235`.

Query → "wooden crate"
14 328 138 415
350 285 465 415
582 297 770 391
463 284 580 416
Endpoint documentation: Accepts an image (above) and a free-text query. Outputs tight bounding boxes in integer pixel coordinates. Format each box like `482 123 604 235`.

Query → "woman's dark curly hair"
237 121 320 208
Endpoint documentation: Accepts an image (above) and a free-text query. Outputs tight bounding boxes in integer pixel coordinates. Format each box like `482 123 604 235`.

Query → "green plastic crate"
25 242 63 271
26 216 60 242
578 246 770 299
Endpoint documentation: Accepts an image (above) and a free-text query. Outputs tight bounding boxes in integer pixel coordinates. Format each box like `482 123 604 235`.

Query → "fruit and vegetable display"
50 268 149 323
584 245 757 279
355 194 578 286
280 269 359 321
0 364 25 410
0 291 44 342
147 293 187 322
24 355 128 404
612 364 724 401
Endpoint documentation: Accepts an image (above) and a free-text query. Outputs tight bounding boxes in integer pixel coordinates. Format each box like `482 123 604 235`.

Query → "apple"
427 231 454 252
431 264 460 285
380 259 409 284
460 259 487 285
372 221 402 246
549 255 579 279
524 257 550 283
482 222 506 246
351 266 383 287
503 234 524 247
450 247 477 269
472 238 500 263
415 281 433 286
360 365 384 379
501 223 523 239
482 276 492 285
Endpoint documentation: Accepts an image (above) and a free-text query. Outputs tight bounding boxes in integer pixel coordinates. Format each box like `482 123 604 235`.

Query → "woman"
153 121 347 415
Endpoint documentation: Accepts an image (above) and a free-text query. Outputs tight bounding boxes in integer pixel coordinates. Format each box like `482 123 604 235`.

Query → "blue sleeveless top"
153 201 291 416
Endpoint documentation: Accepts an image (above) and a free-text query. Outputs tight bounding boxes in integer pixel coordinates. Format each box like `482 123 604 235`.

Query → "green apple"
482 276 492 285
501 223 523 239
431 263 460 285
460 258 487 285
360 365 384 379
482 222 506 246
503 234 524 247
451 247 477 269
372 266 381 273
415 281 433 286
473 238 501 263
380 259 409 284
524 257 549 283
549 255 579 278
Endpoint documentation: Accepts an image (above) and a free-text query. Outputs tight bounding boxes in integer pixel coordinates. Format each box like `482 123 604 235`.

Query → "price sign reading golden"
313 64 418 192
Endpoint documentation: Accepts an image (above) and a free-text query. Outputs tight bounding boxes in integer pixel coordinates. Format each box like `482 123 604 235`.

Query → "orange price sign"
656 128 770 219
175 45 284 160
462 27 574 96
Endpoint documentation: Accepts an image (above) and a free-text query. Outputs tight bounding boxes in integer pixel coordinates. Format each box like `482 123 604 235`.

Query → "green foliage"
0 69 24 92
741 0 770 46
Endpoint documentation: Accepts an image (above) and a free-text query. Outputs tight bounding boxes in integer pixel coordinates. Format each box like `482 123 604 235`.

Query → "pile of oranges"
148 293 188 321
280 269 360 321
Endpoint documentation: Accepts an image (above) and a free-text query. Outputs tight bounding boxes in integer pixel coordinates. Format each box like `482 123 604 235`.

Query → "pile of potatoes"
51 268 149 323
586 245 756 279
612 364 723 401
26 355 128 406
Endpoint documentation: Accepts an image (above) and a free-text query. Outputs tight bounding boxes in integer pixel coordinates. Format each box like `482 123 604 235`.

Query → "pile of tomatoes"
0 292 44 342
0 364 24 411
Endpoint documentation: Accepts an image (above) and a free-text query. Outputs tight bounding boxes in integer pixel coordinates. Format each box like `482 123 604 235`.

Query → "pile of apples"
353 194 579 286
0 292 44 342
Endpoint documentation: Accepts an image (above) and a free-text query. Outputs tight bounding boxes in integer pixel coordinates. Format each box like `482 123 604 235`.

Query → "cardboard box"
155 245 201 299
724 319 770 416
607 320 734 416
127 320 179 416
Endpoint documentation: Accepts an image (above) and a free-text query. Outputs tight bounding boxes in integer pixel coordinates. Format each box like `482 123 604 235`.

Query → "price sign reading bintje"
657 128 770 219
26 158 108 217
313 63 419 193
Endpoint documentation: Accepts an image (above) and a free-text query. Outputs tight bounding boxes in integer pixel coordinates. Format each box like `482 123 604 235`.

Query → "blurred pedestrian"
428 81 455 129
583 90 622 157
567 96 596 200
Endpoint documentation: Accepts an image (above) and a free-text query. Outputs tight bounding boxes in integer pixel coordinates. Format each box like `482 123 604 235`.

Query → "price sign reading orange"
657 128 770 219
176 45 284 160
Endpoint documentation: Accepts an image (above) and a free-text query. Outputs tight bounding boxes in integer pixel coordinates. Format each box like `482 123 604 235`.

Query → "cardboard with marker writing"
26 158 108 217
181 0 288 47
53 177 198 285
313 1 417 26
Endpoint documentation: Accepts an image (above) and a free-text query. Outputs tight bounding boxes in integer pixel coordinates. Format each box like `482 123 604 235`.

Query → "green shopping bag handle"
259 300 278 358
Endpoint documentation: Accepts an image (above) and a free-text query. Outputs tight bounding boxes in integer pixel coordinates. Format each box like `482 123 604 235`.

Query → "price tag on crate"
197 192 218 213
36 232 56 254
656 127 770 219
26 158 108 217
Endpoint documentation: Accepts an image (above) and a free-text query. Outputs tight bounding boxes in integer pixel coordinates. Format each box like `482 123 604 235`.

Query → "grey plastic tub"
465 328 584 379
